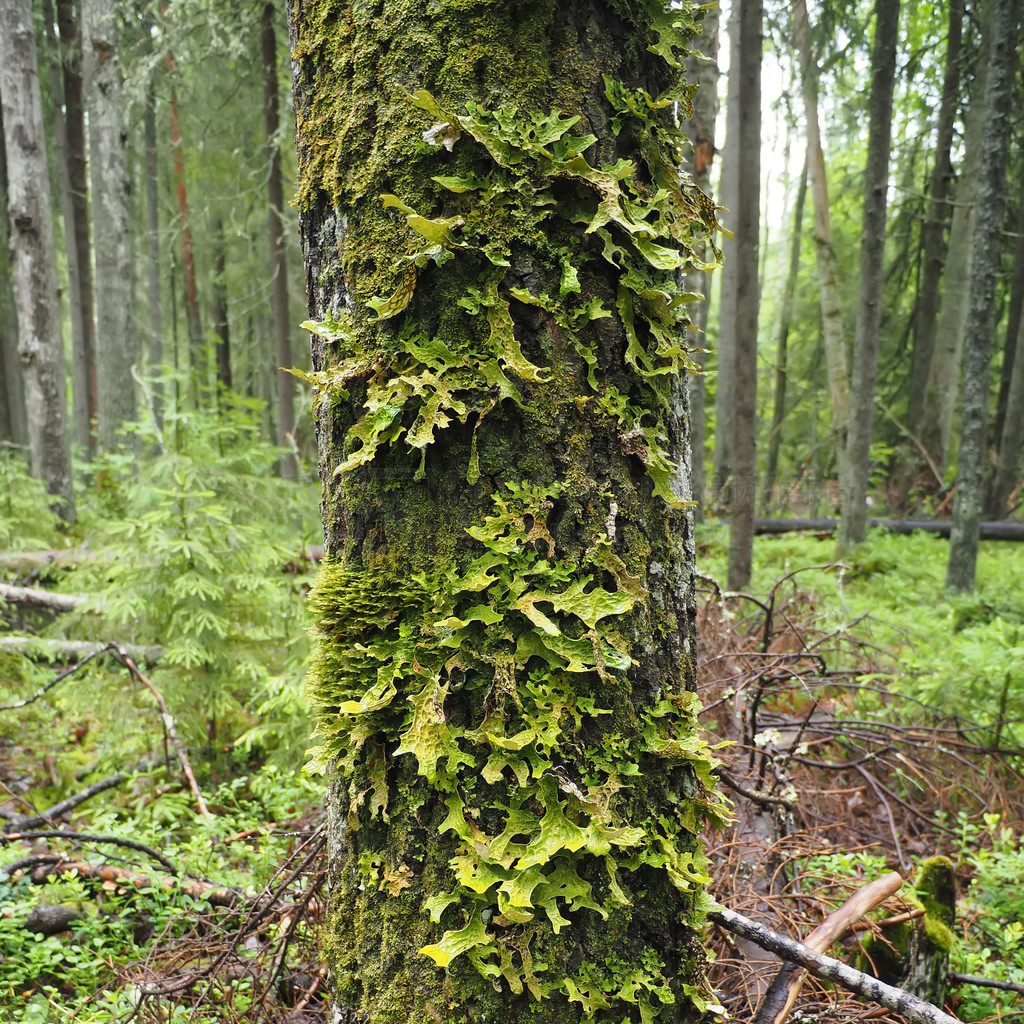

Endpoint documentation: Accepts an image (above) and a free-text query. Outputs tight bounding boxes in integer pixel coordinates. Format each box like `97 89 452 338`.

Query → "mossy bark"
288 2 721 1021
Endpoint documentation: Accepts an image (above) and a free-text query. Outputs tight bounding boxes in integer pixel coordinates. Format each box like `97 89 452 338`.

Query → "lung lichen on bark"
290 1 723 1020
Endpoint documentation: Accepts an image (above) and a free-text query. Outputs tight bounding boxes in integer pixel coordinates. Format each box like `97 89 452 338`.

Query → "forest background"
3 0 1024 1021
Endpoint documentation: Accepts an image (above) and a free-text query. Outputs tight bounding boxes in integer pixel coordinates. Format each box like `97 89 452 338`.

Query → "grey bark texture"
946 0 1020 592
793 0 851 501
726 0 761 591
144 78 163 433
82 0 137 452
0 129 29 448
0 0 75 521
712 0 742 504
838 0 899 551
262 2 296 479
919 2 990 474
906 0 962 440
683 2 719 519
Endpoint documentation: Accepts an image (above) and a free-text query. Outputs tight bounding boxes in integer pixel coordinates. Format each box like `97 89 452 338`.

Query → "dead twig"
710 904 960 1024
1 829 178 874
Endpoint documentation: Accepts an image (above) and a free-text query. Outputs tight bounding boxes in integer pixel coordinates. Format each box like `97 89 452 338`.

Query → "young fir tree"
289 2 725 1021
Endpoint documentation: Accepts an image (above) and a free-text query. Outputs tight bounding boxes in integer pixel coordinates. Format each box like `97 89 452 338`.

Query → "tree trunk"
683 2 719 519
144 75 163 433
288 2 724 1021
985 314 1024 518
82 0 137 452
712 0 742 504
906 0 962 440
946 0 1019 592
44 0 93 455
987 189 1024 514
838 0 899 551
212 217 232 393
0 111 29 448
0 0 75 521
793 0 851 500
727 0 762 591
262 2 296 479
919 4 990 475
167 62 204 386
763 160 807 510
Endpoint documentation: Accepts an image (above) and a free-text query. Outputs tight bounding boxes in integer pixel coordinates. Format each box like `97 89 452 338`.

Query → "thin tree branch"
0 581 88 611
112 649 211 823
709 904 960 1024
1 829 178 874
949 973 1024 995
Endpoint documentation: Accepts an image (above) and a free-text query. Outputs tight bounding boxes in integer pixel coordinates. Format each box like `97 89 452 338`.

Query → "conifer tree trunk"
906 0 961 440
82 0 137 451
946 0 1019 592
919 3 990 475
838 0 899 551
289 2 724 1021
683 3 719 518
0 0 75 521
262 2 296 479
763 160 807 510
144 76 163 432
0 137 28 447
727 0 762 590
712 0 742 505
793 0 851 503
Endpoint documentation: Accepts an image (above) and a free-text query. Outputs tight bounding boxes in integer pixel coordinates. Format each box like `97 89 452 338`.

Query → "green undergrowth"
697 524 1024 747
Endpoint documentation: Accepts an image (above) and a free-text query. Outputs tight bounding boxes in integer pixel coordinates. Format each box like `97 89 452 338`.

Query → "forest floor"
3 526 1024 1022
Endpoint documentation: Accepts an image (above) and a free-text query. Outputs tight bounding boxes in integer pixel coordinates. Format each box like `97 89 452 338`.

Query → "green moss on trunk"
289 2 722 1021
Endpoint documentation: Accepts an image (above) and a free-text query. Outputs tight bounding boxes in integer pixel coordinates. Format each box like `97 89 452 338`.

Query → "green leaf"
515 777 590 869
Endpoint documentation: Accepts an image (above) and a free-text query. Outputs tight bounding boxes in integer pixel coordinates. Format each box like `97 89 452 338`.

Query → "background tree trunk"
838 0 899 550
289 1 723 1021
794 0 851 504
683 2 719 519
712 0 742 506
82 0 137 451
906 0 962 442
946 0 1019 592
763 160 807 511
0 131 29 448
0 0 75 521
262 2 295 479
918 7 989 476
144 75 163 433
727 0 762 590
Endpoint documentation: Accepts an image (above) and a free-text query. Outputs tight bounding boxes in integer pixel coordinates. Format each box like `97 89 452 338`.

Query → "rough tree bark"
0 0 75 521
906 0 962 441
289 1 724 1022
82 0 137 451
946 0 1019 592
0 124 29 448
726 0 762 590
838 0 899 551
682 2 719 519
712 0 742 505
919 2 990 475
144 75 163 432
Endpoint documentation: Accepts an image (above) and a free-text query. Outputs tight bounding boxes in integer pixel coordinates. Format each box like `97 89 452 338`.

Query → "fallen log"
0 582 88 612
0 637 164 664
745 518 1024 540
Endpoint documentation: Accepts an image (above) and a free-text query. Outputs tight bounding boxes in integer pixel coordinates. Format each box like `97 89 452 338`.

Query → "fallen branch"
0 637 164 664
6 857 250 908
2 769 132 831
753 871 904 1024
746 518 1024 541
709 904 959 1024
1 829 178 874
949 973 1024 995
0 582 88 612
0 643 113 710
111 650 211 823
